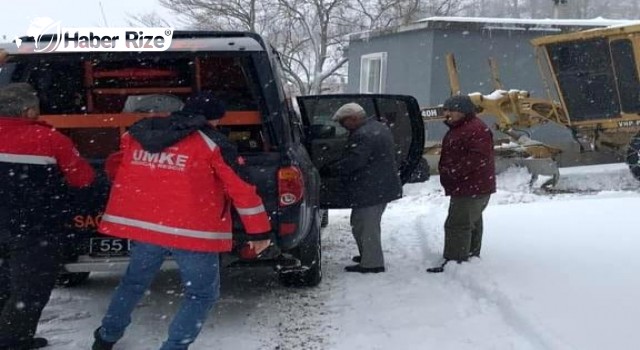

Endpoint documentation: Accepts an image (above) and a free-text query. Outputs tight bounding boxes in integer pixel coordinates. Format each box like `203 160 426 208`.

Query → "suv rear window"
3 53 261 114
1 52 270 158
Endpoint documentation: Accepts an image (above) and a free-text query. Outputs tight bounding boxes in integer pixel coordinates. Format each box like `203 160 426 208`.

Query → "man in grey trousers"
324 103 402 273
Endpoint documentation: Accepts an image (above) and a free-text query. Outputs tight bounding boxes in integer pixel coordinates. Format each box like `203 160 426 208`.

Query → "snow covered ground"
38 163 639 350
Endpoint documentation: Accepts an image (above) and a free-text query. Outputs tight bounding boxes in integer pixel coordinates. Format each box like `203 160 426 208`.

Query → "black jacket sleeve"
330 132 373 177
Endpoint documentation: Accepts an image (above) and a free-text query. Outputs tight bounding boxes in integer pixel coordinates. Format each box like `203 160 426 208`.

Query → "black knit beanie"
443 95 476 115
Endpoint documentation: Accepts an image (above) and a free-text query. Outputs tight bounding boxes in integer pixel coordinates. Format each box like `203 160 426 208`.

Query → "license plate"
90 238 131 257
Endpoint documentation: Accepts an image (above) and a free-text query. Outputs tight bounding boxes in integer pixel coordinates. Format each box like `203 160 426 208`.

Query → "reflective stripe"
0 153 56 165
198 131 218 151
236 204 266 216
102 214 232 240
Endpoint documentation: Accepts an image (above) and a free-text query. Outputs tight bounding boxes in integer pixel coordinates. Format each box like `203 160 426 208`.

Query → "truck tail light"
279 223 297 236
278 166 304 207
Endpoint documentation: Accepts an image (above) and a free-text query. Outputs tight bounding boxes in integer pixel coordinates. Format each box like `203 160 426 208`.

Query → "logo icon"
24 17 62 52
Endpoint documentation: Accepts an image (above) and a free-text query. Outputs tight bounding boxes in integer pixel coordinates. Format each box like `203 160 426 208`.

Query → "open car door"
297 94 425 209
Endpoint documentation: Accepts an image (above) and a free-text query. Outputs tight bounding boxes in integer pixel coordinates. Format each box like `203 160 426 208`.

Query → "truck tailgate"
232 152 281 234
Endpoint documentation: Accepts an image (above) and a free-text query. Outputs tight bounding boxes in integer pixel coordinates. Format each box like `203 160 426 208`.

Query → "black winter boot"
1 337 48 350
92 328 116 350
29 337 48 349
344 265 385 273
426 259 451 273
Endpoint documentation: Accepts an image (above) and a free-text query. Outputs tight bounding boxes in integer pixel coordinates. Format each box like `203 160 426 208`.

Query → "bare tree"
509 0 520 17
128 0 640 94
571 0 592 18
467 0 640 19
633 1 640 17
345 0 423 30
427 0 468 16
127 12 172 27
129 0 471 94
274 0 351 94
153 0 279 32
129 0 348 94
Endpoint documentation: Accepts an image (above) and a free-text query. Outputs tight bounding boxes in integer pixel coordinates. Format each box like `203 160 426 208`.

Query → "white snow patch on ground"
38 163 640 349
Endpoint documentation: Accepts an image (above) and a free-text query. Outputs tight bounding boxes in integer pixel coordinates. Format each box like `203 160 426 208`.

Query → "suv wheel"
279 212 322 287
627 131 640 181
56 272 90 287
407 157 430 183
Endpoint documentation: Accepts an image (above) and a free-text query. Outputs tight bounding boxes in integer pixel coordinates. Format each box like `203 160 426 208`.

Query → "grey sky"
1 0 175 42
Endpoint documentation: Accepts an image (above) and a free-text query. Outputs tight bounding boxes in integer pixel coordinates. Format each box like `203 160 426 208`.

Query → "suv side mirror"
309 124 336 139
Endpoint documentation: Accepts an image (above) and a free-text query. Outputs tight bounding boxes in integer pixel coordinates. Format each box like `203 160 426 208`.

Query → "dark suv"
0 31 424 287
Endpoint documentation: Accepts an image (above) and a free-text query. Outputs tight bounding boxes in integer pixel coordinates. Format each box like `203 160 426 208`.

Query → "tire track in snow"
387 187 447 266
398 182 569 350
254 219 348 350
395 219 568 348
418 234 564 349
440 266 574 350
265 287 331 350
210 267 332 350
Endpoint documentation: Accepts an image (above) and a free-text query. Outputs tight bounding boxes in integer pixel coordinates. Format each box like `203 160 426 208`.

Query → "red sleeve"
211 147 271 238
445 128 494 181
49 131 95 188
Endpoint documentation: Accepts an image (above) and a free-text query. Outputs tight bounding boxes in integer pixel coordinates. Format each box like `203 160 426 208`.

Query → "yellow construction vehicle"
533 23 640 181
423 23 640 188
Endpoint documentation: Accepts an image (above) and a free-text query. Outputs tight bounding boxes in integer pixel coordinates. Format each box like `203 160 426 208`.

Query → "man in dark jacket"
326 102 402 273
92 91 271 350
427 95 496 273
0 83 95 349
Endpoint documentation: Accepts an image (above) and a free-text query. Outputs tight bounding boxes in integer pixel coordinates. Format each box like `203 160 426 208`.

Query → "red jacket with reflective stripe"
0 117 95 188
0 117 95 247
99 126 271 252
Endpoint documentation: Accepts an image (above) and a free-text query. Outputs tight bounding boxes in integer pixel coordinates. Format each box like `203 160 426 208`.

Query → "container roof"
349 16 636 41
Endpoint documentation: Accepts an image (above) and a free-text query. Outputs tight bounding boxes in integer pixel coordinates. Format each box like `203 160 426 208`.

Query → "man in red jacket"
0 83 95 349
427 95 496 273
92 91 271 350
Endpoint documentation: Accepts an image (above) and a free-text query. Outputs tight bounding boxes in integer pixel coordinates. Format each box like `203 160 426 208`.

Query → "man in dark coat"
427 95 496 273
0 83 95 348
326 102 402 273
